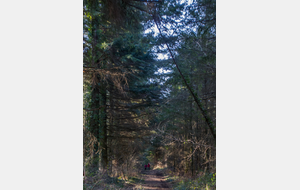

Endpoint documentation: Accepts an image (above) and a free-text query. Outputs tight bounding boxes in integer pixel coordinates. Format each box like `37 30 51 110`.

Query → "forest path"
138 169 171 190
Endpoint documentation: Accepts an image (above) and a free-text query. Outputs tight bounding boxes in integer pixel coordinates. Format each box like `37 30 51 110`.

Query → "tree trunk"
91 82 100 169
100 82 108 168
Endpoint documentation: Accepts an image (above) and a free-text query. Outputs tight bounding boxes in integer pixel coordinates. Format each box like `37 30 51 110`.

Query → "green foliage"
165 174 180 183
173 173 216 190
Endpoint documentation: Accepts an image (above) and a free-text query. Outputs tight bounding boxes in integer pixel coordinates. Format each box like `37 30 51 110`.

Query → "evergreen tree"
83 0 162 175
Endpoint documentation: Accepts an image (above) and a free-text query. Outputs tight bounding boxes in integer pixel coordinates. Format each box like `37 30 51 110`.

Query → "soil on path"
139 169 171 190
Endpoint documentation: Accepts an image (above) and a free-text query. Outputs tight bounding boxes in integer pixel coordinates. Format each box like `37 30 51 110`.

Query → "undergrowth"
172 173 216 190
83 174 145 190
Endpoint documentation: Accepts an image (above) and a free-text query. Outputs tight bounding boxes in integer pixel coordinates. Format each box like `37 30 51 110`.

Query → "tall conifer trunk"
91 80 100 169
100 82 108 168
89 0 102 169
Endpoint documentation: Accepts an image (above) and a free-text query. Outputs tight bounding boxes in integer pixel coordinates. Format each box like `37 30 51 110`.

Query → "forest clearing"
83 0 215 189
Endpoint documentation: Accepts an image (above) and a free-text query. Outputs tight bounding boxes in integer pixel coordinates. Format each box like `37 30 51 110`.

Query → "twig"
90 170 107 190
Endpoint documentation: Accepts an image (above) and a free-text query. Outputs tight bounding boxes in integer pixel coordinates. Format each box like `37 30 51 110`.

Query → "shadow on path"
139 169 171 190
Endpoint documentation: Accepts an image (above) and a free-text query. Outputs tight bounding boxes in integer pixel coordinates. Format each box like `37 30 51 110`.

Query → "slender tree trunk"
190 97 194 176
173 147 176 172
91 82 100 169
100 82 108 168
90 1 102 170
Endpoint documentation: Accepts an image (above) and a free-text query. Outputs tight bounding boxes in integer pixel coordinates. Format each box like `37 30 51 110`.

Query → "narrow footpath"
138 169 171 190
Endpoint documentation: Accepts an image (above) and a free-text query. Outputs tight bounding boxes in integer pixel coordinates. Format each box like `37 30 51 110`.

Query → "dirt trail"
139 169 171 190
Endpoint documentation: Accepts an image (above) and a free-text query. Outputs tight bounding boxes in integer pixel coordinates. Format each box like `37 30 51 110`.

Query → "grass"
172 173 216 190
128 176 145 184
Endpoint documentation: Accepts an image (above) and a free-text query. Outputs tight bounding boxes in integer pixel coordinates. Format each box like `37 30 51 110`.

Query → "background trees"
147 0 216 175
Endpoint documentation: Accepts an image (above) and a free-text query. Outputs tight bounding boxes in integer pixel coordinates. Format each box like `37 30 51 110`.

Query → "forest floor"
84 168 173 190
135 169 172 190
